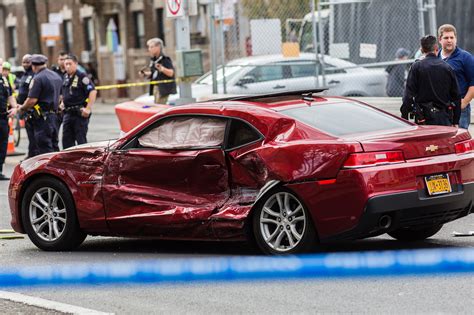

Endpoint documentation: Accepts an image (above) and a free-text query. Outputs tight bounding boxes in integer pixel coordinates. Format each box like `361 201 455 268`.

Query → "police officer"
16 54 39 158
16 54 62 156
61 54 97 149
0 64 18 180
51 51 68 80
401 35 461 126
139 38 177 104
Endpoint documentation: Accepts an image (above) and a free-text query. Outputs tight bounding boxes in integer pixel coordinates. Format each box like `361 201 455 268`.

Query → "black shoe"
0 174 10 181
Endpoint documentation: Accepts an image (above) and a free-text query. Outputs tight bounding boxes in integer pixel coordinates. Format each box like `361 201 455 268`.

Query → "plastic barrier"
115 101 170 133
1 248 473 287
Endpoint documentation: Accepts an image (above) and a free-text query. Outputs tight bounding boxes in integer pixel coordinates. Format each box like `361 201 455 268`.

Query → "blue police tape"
1 248 474 287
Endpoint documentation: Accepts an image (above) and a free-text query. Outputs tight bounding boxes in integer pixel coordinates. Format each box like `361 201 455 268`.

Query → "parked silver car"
137 53 387 104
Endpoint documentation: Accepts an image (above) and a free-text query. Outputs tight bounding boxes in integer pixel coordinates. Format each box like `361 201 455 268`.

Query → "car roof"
165 92 351 114
226 53 357 69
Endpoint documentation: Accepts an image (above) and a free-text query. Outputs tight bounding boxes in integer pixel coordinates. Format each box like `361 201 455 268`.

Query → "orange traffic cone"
7 118 23 156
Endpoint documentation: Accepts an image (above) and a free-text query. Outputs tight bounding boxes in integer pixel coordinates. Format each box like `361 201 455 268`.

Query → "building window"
83 17 95 51
63 20 73 53
156 8 165 44
133 11 145 48
8 26 17 58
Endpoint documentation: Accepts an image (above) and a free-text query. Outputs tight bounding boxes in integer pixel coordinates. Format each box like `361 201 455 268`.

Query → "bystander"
438 24 474 129
139 38 177 104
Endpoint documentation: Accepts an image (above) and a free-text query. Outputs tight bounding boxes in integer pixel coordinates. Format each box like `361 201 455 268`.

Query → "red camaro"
8 90 474 254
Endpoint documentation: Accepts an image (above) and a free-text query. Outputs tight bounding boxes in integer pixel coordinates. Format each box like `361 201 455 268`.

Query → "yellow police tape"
95 79 176 91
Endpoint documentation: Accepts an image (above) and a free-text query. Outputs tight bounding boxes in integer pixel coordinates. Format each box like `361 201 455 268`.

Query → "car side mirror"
236 76 255 86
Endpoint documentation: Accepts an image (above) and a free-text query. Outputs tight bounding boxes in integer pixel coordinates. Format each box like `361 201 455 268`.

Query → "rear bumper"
320 182 474 242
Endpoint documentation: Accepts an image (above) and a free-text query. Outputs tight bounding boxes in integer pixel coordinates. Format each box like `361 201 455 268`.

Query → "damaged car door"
102 115 230 238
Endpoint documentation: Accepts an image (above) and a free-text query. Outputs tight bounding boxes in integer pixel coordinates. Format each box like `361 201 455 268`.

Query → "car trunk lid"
345 126 461 159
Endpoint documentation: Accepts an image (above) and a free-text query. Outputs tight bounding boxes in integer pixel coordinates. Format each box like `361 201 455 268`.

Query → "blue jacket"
439 47 474 98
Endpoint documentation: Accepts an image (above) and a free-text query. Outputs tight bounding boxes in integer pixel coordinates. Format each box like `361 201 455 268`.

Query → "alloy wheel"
29 187 67 242
259 192 306 252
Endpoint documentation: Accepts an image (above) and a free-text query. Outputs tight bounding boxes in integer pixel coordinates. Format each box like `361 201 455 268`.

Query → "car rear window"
281 102 410 136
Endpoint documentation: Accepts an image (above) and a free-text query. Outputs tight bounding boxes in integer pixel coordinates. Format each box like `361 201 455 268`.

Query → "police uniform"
51 65 66 81
26 55 63 155
149 54 177 104
0 75 12 179
17 67 39 158
62 70 95 149
401 53 461 126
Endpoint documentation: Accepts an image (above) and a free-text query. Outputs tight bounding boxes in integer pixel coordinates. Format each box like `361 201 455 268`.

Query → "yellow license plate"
425 174 452 196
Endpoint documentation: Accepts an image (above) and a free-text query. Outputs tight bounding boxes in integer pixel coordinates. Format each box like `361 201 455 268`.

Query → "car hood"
19 140 113 174
63 140 115 151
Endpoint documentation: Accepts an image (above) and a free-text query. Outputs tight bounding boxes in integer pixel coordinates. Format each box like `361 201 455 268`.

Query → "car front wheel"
21 177 86 251
388 225 443 242
253 188 317 255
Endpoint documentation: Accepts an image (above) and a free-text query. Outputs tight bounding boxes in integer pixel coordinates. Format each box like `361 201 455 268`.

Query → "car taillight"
343 151 406 168
455 139 474 154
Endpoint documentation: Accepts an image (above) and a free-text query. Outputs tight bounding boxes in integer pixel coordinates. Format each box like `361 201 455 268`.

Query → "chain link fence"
204 0 439 98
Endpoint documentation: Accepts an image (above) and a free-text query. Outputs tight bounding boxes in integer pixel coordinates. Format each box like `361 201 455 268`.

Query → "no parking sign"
166 0 184 18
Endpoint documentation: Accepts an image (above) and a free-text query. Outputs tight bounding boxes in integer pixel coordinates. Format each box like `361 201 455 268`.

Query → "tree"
24 0 42 53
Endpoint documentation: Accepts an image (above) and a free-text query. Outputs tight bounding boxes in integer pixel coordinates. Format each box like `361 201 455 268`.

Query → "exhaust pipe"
379 215 392 229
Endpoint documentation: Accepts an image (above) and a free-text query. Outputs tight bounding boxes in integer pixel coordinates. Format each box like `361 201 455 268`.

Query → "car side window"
226 119 262 150
290 61 317 78
246 65 286 83
325 62 346 74
137 116 227 150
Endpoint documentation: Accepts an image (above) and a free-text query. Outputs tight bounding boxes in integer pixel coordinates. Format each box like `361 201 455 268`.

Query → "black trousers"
62 112 90 149
425 110 452 126
0 117 9 172
28 114 60 156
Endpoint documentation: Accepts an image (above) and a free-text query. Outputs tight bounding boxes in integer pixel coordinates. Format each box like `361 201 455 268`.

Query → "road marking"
0 235 24 240
0 290 113 315
0 230 24 240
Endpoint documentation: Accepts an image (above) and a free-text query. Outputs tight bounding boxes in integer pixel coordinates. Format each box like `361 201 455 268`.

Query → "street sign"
48 13 63 24
166 0 184 18
41 23 60 41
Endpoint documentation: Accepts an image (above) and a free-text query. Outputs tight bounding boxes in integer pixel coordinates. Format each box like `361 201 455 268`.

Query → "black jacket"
148 55 177 97
401 53 461 124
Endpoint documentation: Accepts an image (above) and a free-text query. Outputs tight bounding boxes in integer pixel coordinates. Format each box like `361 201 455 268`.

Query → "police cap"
31 54 48 65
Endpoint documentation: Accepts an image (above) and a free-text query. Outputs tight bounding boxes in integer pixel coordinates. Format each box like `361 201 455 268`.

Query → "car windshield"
196 65 245 85
281 102 410 136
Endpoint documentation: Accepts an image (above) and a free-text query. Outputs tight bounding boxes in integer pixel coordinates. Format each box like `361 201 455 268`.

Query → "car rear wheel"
388 225 443 242
21 177 86 251
253 188 317 255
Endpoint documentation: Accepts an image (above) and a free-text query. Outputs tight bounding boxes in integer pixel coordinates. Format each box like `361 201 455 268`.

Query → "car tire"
21 177 86 251
252 188 317 255
388 225 443 242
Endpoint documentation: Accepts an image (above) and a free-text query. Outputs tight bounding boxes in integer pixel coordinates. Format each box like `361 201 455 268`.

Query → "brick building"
0 0 220 99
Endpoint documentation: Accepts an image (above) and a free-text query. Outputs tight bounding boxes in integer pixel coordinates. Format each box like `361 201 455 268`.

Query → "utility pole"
24 0 42 53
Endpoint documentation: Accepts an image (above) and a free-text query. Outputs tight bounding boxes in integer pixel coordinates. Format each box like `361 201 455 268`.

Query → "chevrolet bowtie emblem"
425 145 439 152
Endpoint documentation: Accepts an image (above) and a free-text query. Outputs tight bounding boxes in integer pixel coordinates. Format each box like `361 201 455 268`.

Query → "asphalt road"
0 101 473 314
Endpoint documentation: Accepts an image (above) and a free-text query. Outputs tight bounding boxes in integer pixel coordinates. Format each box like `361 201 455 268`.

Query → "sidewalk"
92 99 122 115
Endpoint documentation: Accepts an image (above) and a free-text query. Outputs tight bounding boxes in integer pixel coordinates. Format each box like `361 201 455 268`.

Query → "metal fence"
204 0 441 98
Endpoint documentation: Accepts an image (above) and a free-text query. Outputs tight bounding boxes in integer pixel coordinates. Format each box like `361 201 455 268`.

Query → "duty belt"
64 105 84 112
25 105 57 121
